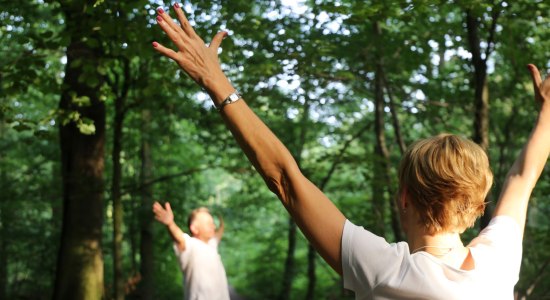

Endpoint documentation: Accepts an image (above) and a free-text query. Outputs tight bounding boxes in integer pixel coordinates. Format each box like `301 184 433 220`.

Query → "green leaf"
72 95 91 107
77 118 96 135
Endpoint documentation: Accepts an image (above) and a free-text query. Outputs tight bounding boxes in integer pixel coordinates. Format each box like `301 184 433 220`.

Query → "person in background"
153 202 229 300
151 3 550 299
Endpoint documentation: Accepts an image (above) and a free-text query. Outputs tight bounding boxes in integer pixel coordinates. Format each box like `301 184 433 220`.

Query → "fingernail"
156 16 163 22
157 7 164 14
174 3 179 9
152 41 159 48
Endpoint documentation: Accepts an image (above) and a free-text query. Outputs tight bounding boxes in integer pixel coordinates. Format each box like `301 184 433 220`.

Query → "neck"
192 234 210 243
407 229 464 255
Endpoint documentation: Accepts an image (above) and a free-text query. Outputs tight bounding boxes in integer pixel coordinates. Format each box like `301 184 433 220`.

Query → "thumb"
209 31 228 51
165 202 172 212
527 64 543 100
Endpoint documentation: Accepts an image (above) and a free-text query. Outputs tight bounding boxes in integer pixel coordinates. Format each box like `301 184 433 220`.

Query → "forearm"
208 84 299 200
207 85 346 274
494 105 550 232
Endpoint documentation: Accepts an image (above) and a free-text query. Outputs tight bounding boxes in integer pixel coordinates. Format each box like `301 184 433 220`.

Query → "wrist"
203 77 235 105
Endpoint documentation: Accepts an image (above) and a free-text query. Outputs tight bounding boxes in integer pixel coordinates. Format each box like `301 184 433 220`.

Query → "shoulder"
174 233 195 255
342 220 411 293
470 215 522 248
342 220 409 255
468 216 522 283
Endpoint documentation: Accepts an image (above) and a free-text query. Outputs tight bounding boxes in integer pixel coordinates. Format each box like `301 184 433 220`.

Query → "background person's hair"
398 134 493 234
187 207 211 233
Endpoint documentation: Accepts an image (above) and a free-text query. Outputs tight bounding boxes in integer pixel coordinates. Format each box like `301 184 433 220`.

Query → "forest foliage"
1 0 550 299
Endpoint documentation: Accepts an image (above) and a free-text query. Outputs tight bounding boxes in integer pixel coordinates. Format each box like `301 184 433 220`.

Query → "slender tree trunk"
110 57 131 300
369 22 392 237
279 218 297 300
465 8 500 229
371 63 388 236
53 5 105 298
279 98 311 300
305 244 316 300
138 108 154 299
0 200 6 300
379 67 405 242
466 12 490 152
0 121 7 300
112 100 125 300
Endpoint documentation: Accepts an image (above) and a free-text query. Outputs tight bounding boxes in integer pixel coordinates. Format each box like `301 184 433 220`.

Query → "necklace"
412 245 455 257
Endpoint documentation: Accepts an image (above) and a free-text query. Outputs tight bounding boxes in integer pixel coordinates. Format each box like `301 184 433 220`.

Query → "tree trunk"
371 61 388 237
138 108 154 299
112 100 125 300
379 66 405 242
53 3 105 298
465 8 500 229
53 8 106 298
466 12 490 152
279 218 297 300
305 243 316 300
0 121 7 300
279 97 311 300
369 22 393 237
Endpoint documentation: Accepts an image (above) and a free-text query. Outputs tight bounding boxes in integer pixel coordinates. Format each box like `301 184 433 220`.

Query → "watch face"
229 94 239 101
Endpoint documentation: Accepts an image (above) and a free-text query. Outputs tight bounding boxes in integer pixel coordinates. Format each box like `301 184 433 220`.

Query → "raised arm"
493 64 550 236
153 201 186 251
152 5 346 274
214 214 225 242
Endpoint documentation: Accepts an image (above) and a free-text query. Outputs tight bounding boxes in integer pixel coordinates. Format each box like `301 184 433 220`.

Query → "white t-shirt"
342 216 522 300
174 233 230 300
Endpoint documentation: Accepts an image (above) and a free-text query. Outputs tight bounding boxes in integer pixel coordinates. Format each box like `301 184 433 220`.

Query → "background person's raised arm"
153 201 186 251
493 64 550 236
152 5 346 274
214 214 225 242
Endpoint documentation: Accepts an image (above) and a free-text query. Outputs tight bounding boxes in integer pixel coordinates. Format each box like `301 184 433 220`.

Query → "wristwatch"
217 91 242 111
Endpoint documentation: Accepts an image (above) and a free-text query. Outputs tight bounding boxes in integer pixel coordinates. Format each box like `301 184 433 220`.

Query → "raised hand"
527 64 550 107
152 201 175 226
152 4 232 101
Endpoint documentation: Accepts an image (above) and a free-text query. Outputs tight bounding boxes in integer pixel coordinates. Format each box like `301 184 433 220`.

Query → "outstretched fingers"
209 31 228 51
164 202 172 213
172 3 198 38
152 41 179 61
528 64 542 89
156 9 187 50
528 64 544 104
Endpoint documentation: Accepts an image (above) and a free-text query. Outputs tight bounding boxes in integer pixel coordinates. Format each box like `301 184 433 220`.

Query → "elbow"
263 161 301 205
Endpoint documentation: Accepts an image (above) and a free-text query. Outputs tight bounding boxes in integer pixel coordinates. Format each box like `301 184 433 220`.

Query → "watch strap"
217 91 242 111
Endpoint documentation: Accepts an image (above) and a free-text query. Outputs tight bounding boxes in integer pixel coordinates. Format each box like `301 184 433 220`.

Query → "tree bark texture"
53 3 106 299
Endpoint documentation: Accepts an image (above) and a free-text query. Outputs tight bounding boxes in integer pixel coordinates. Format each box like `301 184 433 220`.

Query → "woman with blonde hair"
152 4 550 299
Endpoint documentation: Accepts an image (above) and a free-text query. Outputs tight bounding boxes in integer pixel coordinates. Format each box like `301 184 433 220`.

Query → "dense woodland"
1 0 550 299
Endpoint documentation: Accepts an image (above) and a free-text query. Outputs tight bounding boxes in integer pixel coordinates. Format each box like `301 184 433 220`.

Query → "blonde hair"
398 134 493 234
187 207 210 232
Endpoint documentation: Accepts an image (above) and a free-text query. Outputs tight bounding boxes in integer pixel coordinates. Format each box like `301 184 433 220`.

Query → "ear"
400 187 408 211
189 224 199 236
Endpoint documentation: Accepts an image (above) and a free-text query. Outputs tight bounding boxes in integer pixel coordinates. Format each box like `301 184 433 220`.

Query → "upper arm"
215 216 225 241
277 165 347 275
168 223 187 252
175 237 186 252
